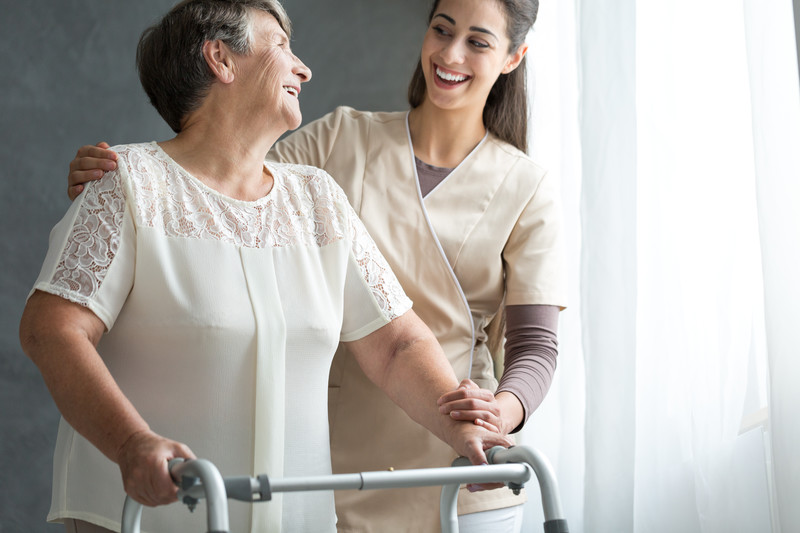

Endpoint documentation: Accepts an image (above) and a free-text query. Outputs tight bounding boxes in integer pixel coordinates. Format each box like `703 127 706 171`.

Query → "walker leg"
121 496 143 533
543 518 570 532
439 483 460 533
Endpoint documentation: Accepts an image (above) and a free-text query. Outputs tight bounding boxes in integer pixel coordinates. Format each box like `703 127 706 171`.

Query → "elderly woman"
18 1 510 532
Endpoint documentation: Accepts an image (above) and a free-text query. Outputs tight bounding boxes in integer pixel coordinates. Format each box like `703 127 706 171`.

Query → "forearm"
20 293 149 463
369 334 512 465
496 304 560 432
346 312 461 444
383 336 463 442
348 311 513 463
36 336 149 461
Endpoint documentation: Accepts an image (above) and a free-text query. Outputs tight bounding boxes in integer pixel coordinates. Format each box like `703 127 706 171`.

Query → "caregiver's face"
420 0 515 113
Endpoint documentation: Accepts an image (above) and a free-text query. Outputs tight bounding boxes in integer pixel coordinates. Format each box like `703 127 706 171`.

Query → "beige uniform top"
269 107 567 532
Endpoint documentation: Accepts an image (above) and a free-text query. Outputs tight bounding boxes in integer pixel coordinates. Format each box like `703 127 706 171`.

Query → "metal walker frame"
121 445 569 533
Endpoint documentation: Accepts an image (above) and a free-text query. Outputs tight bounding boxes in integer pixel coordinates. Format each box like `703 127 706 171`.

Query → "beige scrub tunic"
269 107 567 532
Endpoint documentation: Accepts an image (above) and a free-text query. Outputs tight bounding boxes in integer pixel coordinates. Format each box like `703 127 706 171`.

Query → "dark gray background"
0 1 428 531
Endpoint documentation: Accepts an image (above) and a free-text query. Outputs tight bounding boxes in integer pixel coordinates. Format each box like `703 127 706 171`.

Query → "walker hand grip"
121 458 230 533
223 474 272 502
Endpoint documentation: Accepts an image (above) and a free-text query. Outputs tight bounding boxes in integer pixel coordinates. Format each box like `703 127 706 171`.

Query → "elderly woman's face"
235 11 311 131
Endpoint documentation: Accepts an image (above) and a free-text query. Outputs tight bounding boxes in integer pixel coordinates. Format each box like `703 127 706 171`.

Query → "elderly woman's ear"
202 40 236 84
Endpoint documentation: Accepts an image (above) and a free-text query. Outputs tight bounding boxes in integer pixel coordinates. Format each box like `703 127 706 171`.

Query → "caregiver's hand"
117 429 195 507
67 142 118 200
438 379 506 434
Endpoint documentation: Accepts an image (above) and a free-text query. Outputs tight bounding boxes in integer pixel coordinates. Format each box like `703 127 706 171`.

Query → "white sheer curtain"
520 0 586 531
520 0 800 531
745 1 800 530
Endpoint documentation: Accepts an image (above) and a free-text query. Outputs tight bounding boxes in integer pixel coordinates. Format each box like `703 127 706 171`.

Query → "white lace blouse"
31 142 412 533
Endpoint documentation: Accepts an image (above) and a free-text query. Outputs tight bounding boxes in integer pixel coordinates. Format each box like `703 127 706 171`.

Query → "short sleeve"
337 189 413 342
268 107 347 168
503 169 568 308
30 164 136 330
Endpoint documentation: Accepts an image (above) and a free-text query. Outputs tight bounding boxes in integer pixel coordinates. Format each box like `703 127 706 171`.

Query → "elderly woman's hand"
438 379 508 434
443 419 513 476
116 429 195 507
67 142 118 201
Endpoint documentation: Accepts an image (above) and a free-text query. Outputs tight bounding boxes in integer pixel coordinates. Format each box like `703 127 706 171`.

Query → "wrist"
495 391 524 434
115 426 152 464
440 414 474 454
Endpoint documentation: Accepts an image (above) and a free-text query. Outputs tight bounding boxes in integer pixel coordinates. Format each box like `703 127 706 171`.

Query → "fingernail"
450 411 460 417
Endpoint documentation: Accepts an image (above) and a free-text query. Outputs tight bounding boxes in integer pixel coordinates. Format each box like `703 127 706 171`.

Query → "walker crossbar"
120 445 568 533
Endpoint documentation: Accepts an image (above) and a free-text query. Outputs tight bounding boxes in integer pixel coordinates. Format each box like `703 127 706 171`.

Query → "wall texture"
0 1 428 531
795 0 800 85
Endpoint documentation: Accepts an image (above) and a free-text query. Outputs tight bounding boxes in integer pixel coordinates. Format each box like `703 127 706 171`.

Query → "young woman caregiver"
65 0 566 531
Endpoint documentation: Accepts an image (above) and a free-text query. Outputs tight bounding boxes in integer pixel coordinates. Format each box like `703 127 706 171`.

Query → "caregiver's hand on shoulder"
116 429 195 507
438 379 506 434
68 142 118 200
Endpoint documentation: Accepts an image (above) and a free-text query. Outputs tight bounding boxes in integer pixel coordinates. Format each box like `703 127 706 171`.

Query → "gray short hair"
137 0 292 133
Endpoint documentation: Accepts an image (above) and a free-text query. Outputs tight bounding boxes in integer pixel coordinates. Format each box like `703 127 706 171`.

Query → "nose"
293 53 311 83
439 39 466 65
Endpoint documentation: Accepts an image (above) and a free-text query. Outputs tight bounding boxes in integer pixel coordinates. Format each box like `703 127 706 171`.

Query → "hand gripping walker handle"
120 458 230 533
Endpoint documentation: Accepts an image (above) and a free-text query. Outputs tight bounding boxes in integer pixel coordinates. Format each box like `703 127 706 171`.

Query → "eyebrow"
432 13 498 39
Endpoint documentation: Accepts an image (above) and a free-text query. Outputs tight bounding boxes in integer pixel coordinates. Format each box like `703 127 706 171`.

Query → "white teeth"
436 67 468 82
283 86 298 97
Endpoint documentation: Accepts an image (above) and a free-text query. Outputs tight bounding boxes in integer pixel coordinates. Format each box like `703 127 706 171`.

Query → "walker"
120 445 569 533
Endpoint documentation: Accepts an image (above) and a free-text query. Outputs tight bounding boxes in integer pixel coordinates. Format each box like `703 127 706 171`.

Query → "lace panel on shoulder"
128 145 347 249
101 144 409 319
49 173 127 305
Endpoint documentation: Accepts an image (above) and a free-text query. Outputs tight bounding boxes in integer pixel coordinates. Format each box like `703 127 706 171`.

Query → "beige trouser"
64 519 115 533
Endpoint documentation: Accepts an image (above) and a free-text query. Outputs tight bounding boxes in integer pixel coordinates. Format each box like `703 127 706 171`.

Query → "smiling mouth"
283 86 299 97
435 64 471 85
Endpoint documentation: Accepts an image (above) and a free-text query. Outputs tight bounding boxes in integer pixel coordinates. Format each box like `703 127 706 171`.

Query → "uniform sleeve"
267 107 347 168
336 187 413 342
503 168 568 308
496 304 560 432
29 164 135 330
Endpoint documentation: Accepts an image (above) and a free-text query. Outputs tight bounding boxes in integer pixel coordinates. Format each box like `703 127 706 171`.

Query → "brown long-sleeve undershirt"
497 304 559 433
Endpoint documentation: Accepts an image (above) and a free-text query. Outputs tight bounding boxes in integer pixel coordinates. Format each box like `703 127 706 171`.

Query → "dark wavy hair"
407 0 538 152
136 0 292 133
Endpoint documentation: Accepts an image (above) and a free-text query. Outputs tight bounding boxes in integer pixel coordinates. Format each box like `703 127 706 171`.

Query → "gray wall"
795 0 800 87
0 1 428 531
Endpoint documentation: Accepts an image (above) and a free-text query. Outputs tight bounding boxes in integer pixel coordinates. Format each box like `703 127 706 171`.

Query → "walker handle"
120 458 230 533
487 446 569 532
